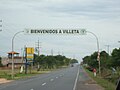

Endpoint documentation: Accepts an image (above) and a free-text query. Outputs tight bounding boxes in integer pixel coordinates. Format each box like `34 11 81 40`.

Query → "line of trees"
83 48 120 69
34 54 78 70
82 48 120 83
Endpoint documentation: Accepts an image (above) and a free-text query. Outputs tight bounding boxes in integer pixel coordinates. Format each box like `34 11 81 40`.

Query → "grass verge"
84 68 116 90
0 66 67 80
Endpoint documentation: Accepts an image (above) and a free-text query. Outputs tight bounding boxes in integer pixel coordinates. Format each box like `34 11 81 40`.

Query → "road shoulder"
76 66 104 90
0 78 13 85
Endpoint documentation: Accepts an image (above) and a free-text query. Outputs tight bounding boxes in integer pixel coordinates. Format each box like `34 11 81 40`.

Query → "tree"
111 48 120 68
83 56 91 65
0 57 2 66
83 52 100 68
70 59 78 64
90 52 98 68
100 51 110 68
64 58 71 66
34 54 72 70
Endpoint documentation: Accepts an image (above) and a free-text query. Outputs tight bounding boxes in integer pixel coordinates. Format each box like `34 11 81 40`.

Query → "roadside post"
11 31 24 79
93 68 97 77
25 47 34 74
86 31 101 75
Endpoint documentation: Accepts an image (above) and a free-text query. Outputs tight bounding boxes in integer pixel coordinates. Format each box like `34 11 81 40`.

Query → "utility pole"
62 52 64 56
105 45 110 55
73 54 76 59
35 39 41 71
51 49 53 56
35 39 41 56
58 51 60 55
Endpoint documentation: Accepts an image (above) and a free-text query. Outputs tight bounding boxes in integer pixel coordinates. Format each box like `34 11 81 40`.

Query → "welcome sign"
25 29 87 35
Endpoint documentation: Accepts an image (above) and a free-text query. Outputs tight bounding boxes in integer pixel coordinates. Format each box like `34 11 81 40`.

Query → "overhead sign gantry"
11 28 101 79
25 29 87 35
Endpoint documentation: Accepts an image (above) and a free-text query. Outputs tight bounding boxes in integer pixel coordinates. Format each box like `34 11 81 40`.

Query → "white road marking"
60 75 62 77
30 89 34 90
73 66 80 90
42 83 46 86
50 79 54 81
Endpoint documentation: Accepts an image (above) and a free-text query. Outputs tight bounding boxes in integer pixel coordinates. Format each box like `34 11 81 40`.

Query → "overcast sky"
0 0 120 62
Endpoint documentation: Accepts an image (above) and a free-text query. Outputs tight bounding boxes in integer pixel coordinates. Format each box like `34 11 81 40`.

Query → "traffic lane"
0 65 79 90
0 70 65 90
0 67 68 89
34 66 79 90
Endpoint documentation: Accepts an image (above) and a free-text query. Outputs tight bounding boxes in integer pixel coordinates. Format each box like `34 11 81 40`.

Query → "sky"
0 0 120 62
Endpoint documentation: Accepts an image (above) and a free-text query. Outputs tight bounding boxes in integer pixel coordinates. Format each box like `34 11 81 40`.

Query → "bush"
85 66 93 72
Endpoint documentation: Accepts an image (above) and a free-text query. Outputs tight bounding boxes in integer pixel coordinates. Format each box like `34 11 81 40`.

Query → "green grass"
0 66 68 80
85 68 116 90
14 70 51 80
0 69 13 80
0 69 51 80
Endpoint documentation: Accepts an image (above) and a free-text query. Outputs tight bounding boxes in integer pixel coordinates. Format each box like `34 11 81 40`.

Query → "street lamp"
86 31 101 75
11 31 24 79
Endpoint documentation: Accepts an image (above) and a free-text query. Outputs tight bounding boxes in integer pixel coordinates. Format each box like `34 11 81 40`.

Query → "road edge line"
73 66 80 90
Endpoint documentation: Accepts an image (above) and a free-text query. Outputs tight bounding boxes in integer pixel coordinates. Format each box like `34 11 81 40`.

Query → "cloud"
0 0 120 20
24 0 120 20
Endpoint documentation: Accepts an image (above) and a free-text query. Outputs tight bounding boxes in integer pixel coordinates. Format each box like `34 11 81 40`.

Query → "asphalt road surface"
0 65 103 90
0 65 79 90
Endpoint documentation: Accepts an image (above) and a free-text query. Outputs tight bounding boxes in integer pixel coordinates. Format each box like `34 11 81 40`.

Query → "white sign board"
25 29 87 35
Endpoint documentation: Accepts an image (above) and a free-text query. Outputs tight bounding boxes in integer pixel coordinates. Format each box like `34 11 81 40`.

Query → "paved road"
0 65 79 90
0 65 103 90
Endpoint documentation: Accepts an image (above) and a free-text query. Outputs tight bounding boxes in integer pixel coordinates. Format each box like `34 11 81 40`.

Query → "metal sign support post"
25 47 28 74
11 31 24 79
86 31 101 75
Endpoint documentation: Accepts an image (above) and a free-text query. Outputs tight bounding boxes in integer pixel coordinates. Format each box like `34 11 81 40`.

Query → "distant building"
1 51 25 68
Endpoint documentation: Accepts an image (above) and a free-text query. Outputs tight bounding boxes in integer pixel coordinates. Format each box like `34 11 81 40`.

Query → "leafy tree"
111 48 120 68
34 54 72 70
0 57 2 66
70 59 78 64
100 51 110 68
64 58 71 66
83 56 91 65
89 52 98 68
83 51 109 69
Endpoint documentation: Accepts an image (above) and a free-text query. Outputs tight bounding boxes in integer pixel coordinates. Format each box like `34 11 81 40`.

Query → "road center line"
42 83 46 86
50 79 54 81
30 89 34 90
73 66 80 90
